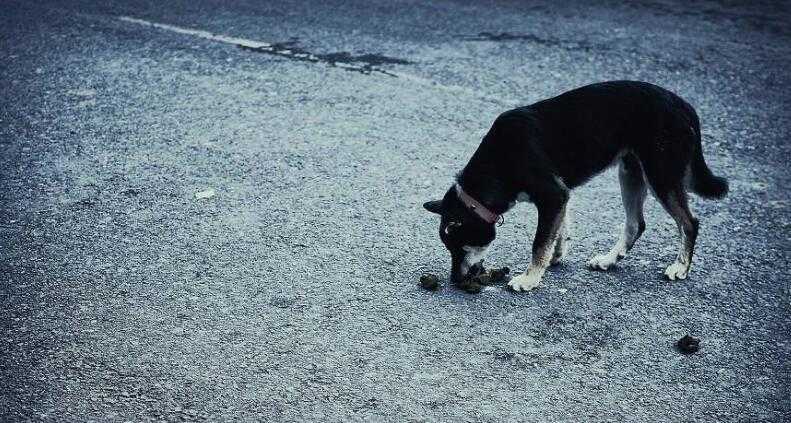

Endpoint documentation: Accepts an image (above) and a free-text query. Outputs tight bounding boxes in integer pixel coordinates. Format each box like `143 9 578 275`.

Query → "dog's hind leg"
639 143 699 280
588 154 647 270
653 186 699 280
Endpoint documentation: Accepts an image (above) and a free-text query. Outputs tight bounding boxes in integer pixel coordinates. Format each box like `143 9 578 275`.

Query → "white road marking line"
117 16 518 107
119 16 270 49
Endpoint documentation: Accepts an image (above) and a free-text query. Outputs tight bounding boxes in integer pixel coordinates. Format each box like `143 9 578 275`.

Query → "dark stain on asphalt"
466 31 553 43
493 351 517 362
463 31 693 71
72 198 96 208
269 294 297 309
320 52 411 66
463 31 599 52
238 39 411 76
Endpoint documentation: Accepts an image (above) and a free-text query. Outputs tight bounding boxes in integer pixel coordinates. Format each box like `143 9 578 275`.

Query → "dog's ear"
423 200 443 215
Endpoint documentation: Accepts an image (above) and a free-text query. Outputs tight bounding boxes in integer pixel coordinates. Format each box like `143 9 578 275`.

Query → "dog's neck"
456 165 518 216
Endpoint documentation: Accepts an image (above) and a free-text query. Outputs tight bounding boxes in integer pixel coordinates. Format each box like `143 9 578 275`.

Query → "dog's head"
424 187 496 283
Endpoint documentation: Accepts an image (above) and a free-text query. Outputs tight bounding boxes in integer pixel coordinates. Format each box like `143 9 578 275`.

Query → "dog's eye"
444 221 462 235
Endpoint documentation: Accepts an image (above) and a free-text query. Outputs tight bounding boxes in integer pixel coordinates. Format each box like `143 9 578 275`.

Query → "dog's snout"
450 251 485 284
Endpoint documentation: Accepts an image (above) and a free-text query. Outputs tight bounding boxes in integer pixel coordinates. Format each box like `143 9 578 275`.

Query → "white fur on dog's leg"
508 269 543 292
508 273 541 292
664 261 689 281
587 252 621 270
588 233 626 271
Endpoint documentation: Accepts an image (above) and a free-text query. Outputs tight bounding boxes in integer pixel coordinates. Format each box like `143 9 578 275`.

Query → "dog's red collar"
455 184 503 225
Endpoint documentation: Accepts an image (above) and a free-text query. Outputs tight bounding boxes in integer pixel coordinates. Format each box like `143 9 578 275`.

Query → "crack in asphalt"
238 40 411 75
463 31 572 46
119 16 410 76
462 30 625 55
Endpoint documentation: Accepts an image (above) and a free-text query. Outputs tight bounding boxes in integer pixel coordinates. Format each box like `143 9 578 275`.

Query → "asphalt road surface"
2 1 790 421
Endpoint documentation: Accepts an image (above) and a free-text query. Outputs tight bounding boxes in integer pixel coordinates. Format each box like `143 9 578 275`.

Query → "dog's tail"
688 112 728 199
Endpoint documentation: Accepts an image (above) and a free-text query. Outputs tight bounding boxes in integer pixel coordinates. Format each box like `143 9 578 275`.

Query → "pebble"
195 189 216 199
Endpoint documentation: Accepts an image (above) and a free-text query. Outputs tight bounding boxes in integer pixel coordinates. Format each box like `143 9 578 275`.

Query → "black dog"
424 81 728 292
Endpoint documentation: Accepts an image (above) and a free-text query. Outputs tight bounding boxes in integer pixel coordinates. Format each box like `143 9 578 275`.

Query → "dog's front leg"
509 193 569 292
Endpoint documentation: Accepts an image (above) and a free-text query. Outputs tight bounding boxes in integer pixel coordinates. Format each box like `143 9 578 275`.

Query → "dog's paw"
587 254 618 271
507 272 541 292
664 262 689 281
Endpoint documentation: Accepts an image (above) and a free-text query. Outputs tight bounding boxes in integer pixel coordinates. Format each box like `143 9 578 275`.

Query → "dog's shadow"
414 258 678 301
